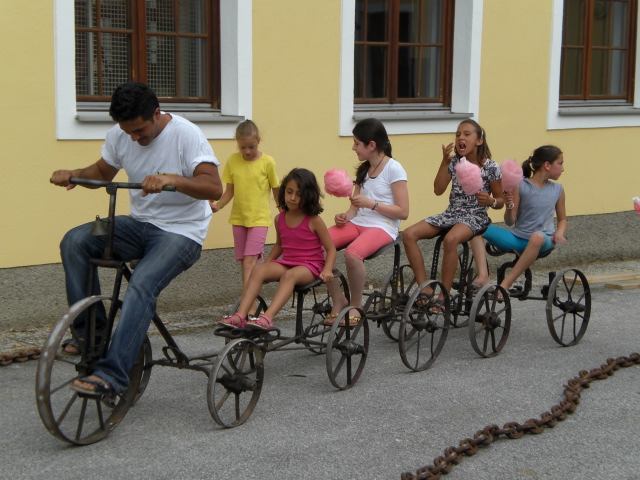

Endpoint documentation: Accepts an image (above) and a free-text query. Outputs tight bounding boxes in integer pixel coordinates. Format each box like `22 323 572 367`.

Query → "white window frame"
54 0 252 140
547 0 640 130
339 0 484 136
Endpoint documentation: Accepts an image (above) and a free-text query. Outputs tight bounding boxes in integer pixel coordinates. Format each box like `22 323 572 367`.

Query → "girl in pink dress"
219 168 337 329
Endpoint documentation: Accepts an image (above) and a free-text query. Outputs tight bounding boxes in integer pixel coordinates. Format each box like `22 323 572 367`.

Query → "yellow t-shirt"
221 152 280 227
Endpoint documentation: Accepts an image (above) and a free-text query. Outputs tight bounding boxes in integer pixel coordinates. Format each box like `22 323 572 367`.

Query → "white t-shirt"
101 113 219 245
350 158 407 239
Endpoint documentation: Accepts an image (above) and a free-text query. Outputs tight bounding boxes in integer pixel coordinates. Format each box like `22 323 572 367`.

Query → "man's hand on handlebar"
50 170 77 190
141 174 175 196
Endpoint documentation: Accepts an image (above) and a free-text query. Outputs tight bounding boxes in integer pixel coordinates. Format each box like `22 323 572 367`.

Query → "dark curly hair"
109 82 160 122
277 168 324 216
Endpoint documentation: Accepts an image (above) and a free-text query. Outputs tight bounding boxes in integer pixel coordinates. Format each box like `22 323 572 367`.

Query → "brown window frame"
75 0 220 107
560 0 637 102
354 0 454 105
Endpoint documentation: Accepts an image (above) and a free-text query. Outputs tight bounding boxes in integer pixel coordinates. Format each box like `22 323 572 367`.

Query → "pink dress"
273 213 325 277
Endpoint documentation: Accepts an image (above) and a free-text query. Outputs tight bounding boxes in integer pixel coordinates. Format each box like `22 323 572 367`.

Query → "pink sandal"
218 313 246 328
246 314 274 330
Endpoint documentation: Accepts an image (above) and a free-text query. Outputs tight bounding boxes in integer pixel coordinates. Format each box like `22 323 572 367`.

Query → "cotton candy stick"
324 169 353 197
633 197 640 215
501 158 524 192
455 157 483 195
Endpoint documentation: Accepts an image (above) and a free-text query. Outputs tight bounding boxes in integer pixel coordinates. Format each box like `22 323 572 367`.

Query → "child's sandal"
246 314 274 330
218 313 246 328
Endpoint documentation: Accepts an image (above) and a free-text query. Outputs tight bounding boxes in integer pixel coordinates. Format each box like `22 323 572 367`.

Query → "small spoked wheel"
326 307 368 390
468 285 511 357
377 265 417 341
546 268 591 346
207 338 264 428
35 295 152 445
399 280 450 372
302 273 349 355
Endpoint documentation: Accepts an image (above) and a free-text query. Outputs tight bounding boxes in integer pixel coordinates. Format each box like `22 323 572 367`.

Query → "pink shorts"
232 226 268 261
328 223 394 261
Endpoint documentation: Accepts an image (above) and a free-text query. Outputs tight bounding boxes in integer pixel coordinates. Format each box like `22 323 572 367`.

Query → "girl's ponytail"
522 157 534 178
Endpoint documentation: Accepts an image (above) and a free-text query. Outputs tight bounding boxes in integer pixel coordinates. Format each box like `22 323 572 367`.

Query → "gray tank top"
511 178 563 239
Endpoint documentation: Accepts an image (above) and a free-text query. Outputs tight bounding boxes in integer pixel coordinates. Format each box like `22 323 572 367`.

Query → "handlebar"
70 178 177 192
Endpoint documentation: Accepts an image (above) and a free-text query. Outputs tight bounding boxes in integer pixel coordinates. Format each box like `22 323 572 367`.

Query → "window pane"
563 0 585 45
75 31 98 95
420 46 441 98
354 44 365 97
147 35 176 97
398 45 418 97
366 45 388 98
102 33 131 93
75 0 97 28
101 0 130 29
179 0 206 34
399 0 420 43
609 49 627 94
422 0 443 43
355 0 366 41
367 0 389 42
561 48 583 95
611 1 629 47
179 38 207 97
147 0 175 33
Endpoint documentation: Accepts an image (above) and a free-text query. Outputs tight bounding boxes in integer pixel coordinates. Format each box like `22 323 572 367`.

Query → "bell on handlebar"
89 215 109 236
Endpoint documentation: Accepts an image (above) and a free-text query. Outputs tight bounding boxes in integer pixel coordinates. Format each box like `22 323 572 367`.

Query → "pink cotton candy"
455 157 483 195
324 169 353 197
501 158 524 192
633 197 640 215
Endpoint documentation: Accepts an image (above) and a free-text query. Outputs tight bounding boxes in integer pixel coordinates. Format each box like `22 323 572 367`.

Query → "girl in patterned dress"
219 168 336 330
402 119 504 307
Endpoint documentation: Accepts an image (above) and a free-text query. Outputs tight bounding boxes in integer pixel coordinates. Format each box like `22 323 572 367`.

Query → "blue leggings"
482 225 554 254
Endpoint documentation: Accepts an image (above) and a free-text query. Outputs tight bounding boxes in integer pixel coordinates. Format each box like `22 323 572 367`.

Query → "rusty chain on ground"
401 353 640 480
0 347 41 366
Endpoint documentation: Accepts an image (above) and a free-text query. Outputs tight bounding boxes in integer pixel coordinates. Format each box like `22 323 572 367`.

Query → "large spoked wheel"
468 285 511 357
35 295 151 445
399 280 450 372
302 273 350 354
326 307 368 390
377 265 417 341
207 338 264 428
546 268 591 346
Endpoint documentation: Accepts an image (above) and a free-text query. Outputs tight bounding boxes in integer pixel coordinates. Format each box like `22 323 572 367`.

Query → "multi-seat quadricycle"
35 179 367 445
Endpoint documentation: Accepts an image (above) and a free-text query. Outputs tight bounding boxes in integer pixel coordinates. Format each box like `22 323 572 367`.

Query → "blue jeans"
60 215 202 393
482 225 554 255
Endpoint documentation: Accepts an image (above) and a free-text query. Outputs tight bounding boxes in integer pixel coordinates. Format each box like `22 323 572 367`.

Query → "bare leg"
236 262 288 318
500 232 546 291
241 255 259 311
327 275 349 315
402 221 440 293
440 224 473 293
470 235 490 287
343 252 366 315
263 266 315 320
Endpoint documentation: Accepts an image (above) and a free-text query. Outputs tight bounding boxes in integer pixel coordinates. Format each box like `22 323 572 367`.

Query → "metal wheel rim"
325 307 368 390
399 280 450 372
546 268 591 346
468 285 511 357
35 295 144 445
207 338 264 428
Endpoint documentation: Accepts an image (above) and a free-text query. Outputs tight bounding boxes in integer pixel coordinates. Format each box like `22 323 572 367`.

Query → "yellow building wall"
1 1 638 269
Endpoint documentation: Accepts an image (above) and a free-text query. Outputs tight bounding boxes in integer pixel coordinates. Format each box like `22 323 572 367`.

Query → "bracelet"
372 202 379 211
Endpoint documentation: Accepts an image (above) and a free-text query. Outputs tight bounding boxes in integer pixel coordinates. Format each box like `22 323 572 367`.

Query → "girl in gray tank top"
481 145 567 295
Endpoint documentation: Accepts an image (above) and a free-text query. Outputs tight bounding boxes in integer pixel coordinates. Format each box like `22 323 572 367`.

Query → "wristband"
491 198 497 209
372 202 379 211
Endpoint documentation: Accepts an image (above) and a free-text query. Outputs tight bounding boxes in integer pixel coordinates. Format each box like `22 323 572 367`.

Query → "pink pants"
232 226 268 261
328 223 394 261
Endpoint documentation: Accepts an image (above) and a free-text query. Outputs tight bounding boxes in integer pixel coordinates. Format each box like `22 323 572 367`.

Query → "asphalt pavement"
1 266 639 480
